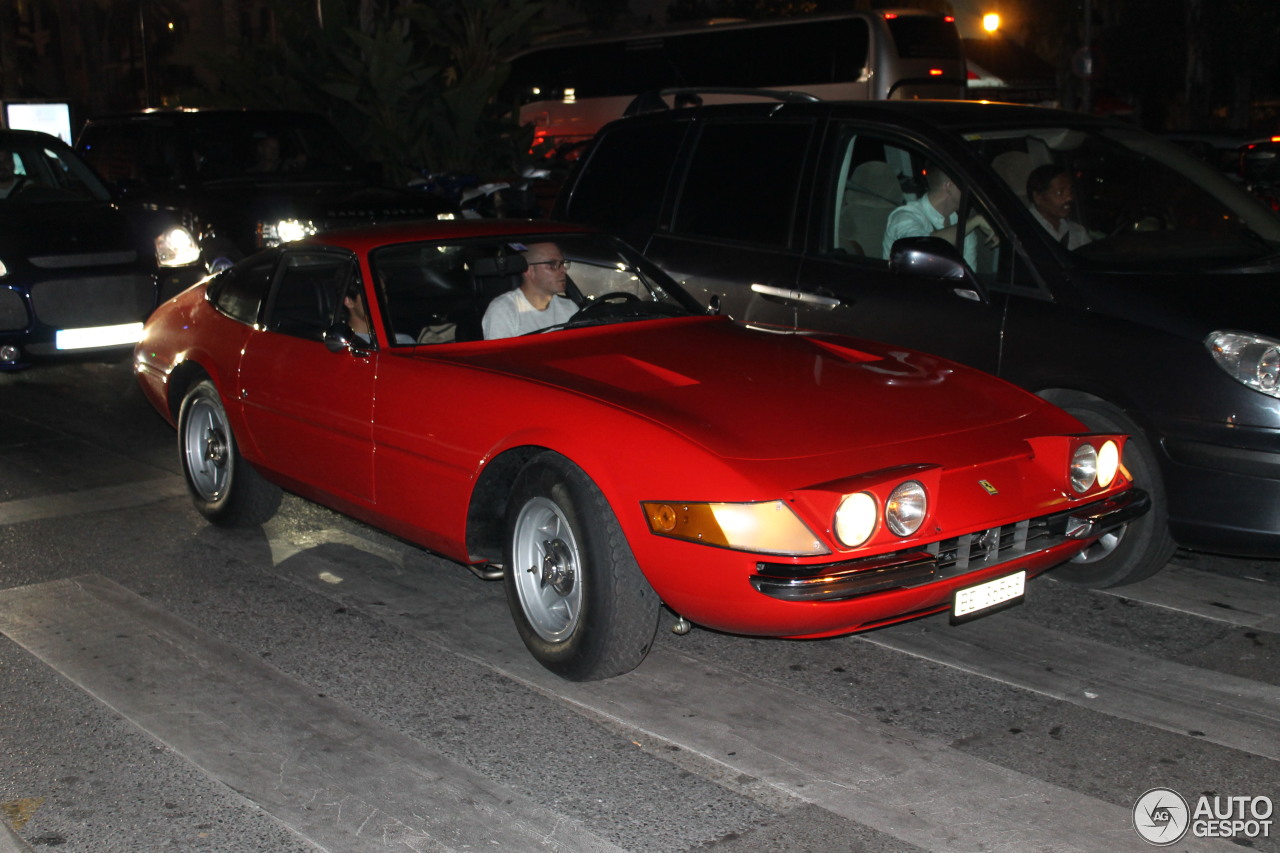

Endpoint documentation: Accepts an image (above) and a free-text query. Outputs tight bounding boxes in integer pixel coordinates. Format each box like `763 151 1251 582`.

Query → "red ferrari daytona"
134 220 1148 680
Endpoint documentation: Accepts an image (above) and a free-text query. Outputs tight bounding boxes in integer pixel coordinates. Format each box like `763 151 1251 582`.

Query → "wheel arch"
465 444 551 566
1035 386 1157 440
166 359 214 422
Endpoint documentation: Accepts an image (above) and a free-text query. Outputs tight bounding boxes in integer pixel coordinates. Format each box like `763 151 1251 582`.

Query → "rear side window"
884 16 962 59
210 254 278 325
673 121 812 248
562 122 686 240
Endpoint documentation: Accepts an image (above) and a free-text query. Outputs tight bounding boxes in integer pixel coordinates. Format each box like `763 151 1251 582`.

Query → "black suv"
77 109 453 292
555 95 1280 586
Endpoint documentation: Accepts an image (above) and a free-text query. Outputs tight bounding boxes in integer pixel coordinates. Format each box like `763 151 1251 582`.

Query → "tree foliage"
197 0 544 183
1006 0 1280 129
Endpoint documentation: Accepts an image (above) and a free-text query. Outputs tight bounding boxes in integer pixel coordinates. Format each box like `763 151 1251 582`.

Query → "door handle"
750 283 842 308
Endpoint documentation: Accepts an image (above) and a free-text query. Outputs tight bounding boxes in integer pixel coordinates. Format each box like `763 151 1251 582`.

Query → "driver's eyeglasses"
529 259 571 271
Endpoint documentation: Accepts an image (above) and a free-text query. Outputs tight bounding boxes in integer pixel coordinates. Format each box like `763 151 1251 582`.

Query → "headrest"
470 254 528 277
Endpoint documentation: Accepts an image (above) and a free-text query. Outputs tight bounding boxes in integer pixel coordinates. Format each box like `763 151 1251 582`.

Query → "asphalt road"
1 356 1277 853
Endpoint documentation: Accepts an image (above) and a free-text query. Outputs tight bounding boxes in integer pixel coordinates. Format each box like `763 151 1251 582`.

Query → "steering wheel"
573 291 641 320
1109 205 1171 238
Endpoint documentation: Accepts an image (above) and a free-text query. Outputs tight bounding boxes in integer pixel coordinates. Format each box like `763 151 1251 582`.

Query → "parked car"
0 128 200 370
76 109 455 295
554 95 1280 587
133 219 1145 679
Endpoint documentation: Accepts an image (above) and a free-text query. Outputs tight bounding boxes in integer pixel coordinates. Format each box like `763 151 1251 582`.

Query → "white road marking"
0 575 624 853
1095 562 1280 632
272 553 1240 853
0 476 188 526
860 614 1280 760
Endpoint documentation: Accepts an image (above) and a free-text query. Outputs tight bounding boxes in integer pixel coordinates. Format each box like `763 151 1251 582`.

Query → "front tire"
502 451 660 680
1053 399 1175 587
178 379 282 527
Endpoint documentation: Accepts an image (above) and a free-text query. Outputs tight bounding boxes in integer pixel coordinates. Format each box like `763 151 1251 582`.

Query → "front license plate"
953 571 1026 619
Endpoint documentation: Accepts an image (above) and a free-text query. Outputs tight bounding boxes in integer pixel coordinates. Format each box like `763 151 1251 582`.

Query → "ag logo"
1134 787 1190 845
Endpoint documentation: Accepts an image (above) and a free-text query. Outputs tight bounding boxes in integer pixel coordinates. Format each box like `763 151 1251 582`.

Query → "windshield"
370 232 703 344
968 125 1280 272
183 116 364 184
0 136 111 204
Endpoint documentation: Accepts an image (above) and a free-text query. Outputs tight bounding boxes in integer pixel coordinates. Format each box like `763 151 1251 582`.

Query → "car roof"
0 128 73 149
615 97 1122 134
309 218 600 252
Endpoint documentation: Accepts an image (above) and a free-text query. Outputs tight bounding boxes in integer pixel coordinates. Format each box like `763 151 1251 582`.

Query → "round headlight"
1096 440 1120 488
835 492 878 547
1070 443 1098 493
885 480 927 537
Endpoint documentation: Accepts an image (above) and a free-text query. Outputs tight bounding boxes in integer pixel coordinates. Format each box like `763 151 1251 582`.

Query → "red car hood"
441 317 1062 462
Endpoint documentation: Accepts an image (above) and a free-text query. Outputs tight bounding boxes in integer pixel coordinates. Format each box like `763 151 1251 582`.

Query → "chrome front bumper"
751 488 1150 603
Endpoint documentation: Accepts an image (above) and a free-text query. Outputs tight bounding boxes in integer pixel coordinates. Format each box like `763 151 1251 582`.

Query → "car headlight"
0 259 7 277
1070 443 1098 493
155 226 201 267
1096 439 1119 489
834 492 877 547
260 218 318 246
642 500 829 556
1207 330 1280 397
885 480 927 536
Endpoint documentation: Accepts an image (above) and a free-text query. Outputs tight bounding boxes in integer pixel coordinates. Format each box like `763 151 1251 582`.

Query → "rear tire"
503 451 660 680
1052 400 1175 587
178 379 282 527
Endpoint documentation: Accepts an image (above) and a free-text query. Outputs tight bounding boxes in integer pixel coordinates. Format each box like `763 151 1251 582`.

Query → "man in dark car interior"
1026 164 1092 250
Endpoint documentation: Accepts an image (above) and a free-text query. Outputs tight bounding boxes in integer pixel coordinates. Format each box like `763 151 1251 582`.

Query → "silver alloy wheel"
183 395 230 502
1069 526 1125 564
511 496 583 643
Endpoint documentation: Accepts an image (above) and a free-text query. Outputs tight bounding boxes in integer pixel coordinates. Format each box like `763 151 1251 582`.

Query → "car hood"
1072 269 1280 341
187 181 448 220
0 200 138 261
444 318 1058 462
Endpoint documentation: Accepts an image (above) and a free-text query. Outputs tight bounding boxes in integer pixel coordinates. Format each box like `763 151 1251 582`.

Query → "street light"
983 13 1001 33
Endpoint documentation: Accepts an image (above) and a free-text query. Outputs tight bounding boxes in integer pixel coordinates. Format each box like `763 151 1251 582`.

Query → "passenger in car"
1026 164 1091 250
882 167 997 259
342 287 414 345
481 242 578 339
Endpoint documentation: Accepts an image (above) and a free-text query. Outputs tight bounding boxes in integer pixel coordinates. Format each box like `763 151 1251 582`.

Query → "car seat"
465 254 529 341
992 151 1033 203
843 161 906 260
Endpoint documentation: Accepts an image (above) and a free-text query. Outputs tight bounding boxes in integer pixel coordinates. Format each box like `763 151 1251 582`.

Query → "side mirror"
888 236 988 304
324 323 370 357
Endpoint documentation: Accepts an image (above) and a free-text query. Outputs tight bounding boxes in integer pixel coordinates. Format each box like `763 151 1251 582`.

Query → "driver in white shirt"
482 242 578 339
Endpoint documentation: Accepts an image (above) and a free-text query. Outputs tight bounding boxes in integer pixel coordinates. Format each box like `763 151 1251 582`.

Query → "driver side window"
829 126 1023 292
266 253 356 341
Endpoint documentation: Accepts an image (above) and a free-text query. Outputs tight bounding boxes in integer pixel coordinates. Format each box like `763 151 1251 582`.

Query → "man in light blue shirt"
882 168 997 261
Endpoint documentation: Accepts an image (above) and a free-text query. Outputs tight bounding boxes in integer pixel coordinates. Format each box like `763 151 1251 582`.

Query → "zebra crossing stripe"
0 574 624 853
